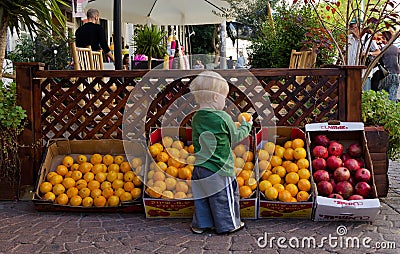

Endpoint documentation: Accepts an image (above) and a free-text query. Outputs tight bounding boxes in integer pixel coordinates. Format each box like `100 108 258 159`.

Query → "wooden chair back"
289 49 317 83
70 42 104 70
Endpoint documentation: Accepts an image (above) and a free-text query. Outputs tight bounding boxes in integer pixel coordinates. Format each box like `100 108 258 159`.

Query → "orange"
62 178 76 189
71 170 83 181
234 157 245 169
291 138 305 149
153 180 167 192
75 179 88 190
162 136 174 148
123 181 135 192
107 163 120 173
69 195 82 206
102 187 114 199
242 151 254 162
90 154 103 165
95 172 107 182
258 180 272 192
120 191 133 202
270 155 282 167
152 171 166 182
107 171 118 182
149 144 162 157
131 188 142 199
267 174 281 185
297 179 311 192
132 175 143 187
296 159 309 169
62 156 74 168
114 188 125 197
64 171 72 179
52 183 65 195
78 187 91 198
119 162 132 173
46 172 58 181
78 162 93 174
290 197 298 202
153 142 164 152
165 177 177 190
263 142 275 155
172 140 185 150
70 163 80 171
156 152 169 163
258 160 271 171
293 148 307 160
283 148 295 161
56 165 68 176
112 179 124 190
91 164 104 174
107 195 120 207
285 183 299 197
274 146 285 158
238 112 252 123
296 190 310 201
174 192 187 199
179 149 189 159
66 187 79 198
233 144 247 157
56 193 69 205
285 172 300 184
87 180 100 191
76 155 87 164
298 168 311 179
272 166 286 178
161 190 174 199
83 172 95 182
278 190 293 202
131 157 142 168
103 154 114 166
114 155 124 165
93 196 107 207
261 170 272 181
146 186 162 198
236 176 245 187
238 169 251 181
264 187 279 200
90 188 102 199
39 182 53 194
188 144 195 154
285 162 299 173
42 192 56 202
156 161 168 171
186 155 196 165
245 177 257 191
117 172 124 181
284 141 293 149
167 157 182 168
49 174 63 185
100 181 112 190
273 183 285 193
243 161 254 171
234 122 241 128
82 196 94 207
239 185 253 198
175 181 189 193
178 167 192 180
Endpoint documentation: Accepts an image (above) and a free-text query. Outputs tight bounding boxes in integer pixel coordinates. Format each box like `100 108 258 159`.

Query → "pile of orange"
233 143 256 199
39 154 143 207
146 136 195 199
258 139 311 202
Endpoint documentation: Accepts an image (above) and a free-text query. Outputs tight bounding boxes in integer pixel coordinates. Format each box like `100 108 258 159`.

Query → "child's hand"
241 116 253 126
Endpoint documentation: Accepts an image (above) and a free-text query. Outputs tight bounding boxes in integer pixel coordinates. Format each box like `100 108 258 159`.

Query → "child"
189 71 252 234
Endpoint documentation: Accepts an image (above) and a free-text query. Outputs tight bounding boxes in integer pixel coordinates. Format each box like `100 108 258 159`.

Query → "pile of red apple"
311 134 372 200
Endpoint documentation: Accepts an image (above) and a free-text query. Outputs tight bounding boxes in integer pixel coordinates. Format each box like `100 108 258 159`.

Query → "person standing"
189 71 252 234
227 56 234 69
235 51 246 69
378 31 400 101
75 8 114 62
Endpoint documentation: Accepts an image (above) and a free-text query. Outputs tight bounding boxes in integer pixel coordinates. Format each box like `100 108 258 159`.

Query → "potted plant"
0 81 27 200
133 25 167 69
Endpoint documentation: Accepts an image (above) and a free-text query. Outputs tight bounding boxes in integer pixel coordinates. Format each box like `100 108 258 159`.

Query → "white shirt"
347 33 379 66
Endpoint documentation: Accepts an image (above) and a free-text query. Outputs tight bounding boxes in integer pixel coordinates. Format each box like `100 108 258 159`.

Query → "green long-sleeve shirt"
192 109 251 176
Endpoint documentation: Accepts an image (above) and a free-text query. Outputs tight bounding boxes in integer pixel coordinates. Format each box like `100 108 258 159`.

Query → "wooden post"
340 66 364 122
15 62 44 198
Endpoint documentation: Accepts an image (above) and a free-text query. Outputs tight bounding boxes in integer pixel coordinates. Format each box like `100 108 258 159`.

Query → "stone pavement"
1 161 399 254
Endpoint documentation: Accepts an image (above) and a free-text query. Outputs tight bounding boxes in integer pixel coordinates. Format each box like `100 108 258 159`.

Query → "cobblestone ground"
0 161 399 254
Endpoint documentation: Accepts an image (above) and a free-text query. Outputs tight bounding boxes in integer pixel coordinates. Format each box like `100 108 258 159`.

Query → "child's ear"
213 93 219 102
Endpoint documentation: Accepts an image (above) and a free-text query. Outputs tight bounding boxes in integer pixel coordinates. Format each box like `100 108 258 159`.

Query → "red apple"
355 182 371 198
317 181 333 196
326 156 343 171
328 193 344 199
314 134 330 147
328 141 344 156
334 167 351 182
348 143 363 158
335 181 354 199
313 146 329 158
348 194 364 200
313 170 330 183
344 159 361 173
354 168 371 183
312 158 327 171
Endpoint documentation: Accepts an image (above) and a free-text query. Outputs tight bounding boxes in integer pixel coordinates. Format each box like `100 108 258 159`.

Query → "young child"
189 71 252 234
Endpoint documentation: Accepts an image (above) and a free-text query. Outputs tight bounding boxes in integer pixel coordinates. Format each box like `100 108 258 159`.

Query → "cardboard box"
144 127 258 219
306 122 380 222
33 139 146 212
257 127 314 219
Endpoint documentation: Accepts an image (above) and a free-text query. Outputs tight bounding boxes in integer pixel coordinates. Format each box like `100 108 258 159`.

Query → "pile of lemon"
146 136 196 199
39 154 143 207
258 139 311 202
233 143 256 199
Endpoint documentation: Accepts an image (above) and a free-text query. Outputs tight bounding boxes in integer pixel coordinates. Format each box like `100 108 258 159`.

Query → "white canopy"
86 0 231 25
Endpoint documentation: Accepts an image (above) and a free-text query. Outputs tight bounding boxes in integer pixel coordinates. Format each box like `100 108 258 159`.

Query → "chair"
70 42 104 70
289 49 317 84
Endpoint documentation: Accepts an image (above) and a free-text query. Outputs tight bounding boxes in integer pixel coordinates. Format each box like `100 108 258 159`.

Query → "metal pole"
114 0 122 70
220 19 226 69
